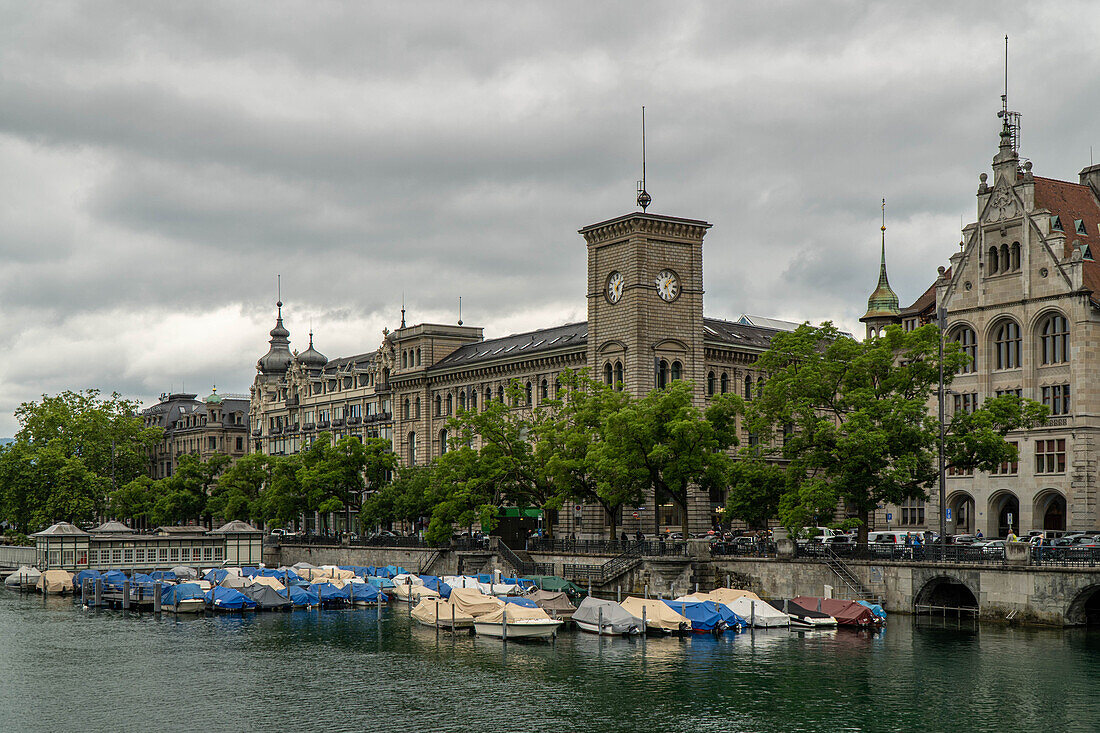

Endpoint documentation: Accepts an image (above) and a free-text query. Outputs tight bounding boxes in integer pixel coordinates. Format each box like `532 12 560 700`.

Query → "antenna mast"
458 296 463 326
636 106 651 211
997 35 1021 155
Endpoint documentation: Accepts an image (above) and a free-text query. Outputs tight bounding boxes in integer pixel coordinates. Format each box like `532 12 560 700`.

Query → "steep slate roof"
323 352 375 373
1033 176 1100 297
703 317 780 350
428 322 587 370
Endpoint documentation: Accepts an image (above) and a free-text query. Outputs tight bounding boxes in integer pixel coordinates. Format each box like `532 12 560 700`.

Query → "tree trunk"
857 508 870 545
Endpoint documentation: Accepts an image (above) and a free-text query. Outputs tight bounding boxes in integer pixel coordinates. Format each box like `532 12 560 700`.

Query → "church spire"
862 199 900 321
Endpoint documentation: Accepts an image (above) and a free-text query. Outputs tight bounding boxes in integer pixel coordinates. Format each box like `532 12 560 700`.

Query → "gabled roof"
31 521 89 537
703 317 781 350
427 322 587 371
1033 176 1100 298
212 520 261 534
91 520 133 534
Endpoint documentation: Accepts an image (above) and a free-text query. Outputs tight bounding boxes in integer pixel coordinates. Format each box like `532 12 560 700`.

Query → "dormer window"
1075 219 1088 235
1051 215 1063 232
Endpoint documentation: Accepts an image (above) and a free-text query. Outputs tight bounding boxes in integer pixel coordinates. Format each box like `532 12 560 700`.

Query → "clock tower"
580 212 711 401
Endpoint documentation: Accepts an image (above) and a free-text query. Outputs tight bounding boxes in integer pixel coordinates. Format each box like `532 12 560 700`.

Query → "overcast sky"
1 1 1099 436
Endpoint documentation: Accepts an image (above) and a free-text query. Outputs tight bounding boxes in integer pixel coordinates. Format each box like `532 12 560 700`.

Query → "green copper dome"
862 228 900 319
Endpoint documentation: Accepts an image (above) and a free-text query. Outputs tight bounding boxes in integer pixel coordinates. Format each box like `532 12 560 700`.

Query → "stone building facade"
250 209 784 537
866 115 1100 538
142 389 250 479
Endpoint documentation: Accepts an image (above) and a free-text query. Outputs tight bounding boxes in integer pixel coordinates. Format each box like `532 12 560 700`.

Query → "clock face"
606 271 625 304
655 269 679 302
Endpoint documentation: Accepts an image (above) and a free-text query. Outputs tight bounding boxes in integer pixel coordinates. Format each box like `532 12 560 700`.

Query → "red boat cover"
791 597 876 626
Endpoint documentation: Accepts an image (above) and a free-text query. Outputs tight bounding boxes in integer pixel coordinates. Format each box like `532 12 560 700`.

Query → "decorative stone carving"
986 183 1020 222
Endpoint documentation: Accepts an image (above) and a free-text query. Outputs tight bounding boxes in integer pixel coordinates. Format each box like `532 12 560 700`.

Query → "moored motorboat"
161 583 206 613
473 604 562 640
768 599 837 628
619 597 691 633
791 597 882 628
411 598 476 629
572 597 642 635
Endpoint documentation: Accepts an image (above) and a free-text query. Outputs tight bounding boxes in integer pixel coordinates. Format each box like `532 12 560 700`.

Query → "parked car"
950 534 978 545
977 539 1006 557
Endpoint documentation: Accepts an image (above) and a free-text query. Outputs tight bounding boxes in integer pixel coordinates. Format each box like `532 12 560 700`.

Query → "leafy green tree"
742 322 1048 541
423 446 496 545
208 453 272 524
0 441 49 534
724 457 785 530
151 453 229 527
259 454 306 529
599 380 742 537
297 433 376 534
361 464 431 531
109 475 158 530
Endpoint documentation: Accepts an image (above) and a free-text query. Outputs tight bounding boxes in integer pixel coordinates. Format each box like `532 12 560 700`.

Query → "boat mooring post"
598 606 603 637
784 598 789 615
80 577 88 606
669 582 674 599
451 602 455 636
617 585 621 603
153 581 162 614
502 604 508 643
588 580 591 598
349 582 355 606
750 600 756 627
94 578 102 608
435 599 440 638
817 598 822 613
644 583 648 599
122 580 130 610
695 582 699 594
641 606 647 643
727 574 731 589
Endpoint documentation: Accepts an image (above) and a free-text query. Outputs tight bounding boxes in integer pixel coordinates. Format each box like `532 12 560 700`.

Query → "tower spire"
862 198 900 322
636 106 651 212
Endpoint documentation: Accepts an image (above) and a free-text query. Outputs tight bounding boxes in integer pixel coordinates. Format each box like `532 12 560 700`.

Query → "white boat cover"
5 566 41 586
620 597 690 632
392 573 424 586
448 588 505 617
36 569 73 594
572 597 642 634
170 566 199 580
476 603 554 624
411 598 476 626
218 574 249 589
726 596 790 627
442 575 478 588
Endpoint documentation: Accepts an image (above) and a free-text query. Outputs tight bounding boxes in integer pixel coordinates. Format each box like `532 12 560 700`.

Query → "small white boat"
472 604 562 640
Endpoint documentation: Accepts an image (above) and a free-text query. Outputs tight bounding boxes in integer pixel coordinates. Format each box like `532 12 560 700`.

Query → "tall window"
1039 314 1069 365
498 385 504 403
525 382 532 405
1000 243 1010 272
744 375 753 400
671 361 683 381
1035 439 1066 474
402 398 410 420
658 360 669 389
953 393 978 414
707 371 715 396
1041 384 1071 415
988 246 999 274
994 320 1022 369
952 327 977 373
416 347 422 366
899 498 925 526
604 363 613 386
721 372 729 394
541 379 549 400
469 391 477 411
414 397 421 419
446 393 453 415
1011 242 1021 270
407 432 417 466
991 441 1019 475
439 429 448 456
434 395 442 417
484 387 491 405
614 362 623 389
459 391 466 411
402 351 408 368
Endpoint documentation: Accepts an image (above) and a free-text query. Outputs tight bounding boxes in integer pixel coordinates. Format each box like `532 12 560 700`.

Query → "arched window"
1011 242 1021 270
541 379 549 400
403 398 410 420
525 381 532 405
1000 243 1010 272
415 397 421 419
555 377 561 397
614 361 623 389
498 385 505 403
446 393 453 414
988 246 999 274
1039 314 1069 365
416 347 422 366
671 361 683 381
707 371 715 396
745 375 753 400
604 362 613 386
401 351 408 368
658 359 669 389
721 372 729 394
459 391 466 411
434 394 442 417
994 320 1022 369
407 432 417 466
951 327 977 373
469 390 477 411
439 429 448 456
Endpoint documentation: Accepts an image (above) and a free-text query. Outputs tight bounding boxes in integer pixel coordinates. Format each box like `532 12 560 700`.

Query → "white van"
796 526 839 545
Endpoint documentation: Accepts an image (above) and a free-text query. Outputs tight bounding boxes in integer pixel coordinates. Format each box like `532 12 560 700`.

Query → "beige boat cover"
477 603 553 624
411 598 476 626
248 576 286 592
393 583 439 601
448 587 505 617
219 574 249 589
708 588 761 603
526 590 575 616
323 567 356 580
620 597 691 631
36 569 73 594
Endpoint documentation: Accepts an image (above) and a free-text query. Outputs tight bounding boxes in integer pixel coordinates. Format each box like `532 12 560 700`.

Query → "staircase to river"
824 549 883 603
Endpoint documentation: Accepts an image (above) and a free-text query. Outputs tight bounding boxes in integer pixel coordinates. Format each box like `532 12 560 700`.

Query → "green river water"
1 591 1097 732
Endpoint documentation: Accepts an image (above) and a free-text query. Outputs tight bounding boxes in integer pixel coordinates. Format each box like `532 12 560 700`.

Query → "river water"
1 591 1097 732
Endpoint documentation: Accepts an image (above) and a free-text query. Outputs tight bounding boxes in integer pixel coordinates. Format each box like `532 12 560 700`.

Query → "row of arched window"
952 312 1069 372
401 347 422 369
603 361 624 389
987 242 1022 275
656 359 683 389
706 370 758 399
402 378 559 424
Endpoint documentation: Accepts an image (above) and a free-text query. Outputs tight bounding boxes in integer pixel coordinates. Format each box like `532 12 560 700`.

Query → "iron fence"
710 541 777 558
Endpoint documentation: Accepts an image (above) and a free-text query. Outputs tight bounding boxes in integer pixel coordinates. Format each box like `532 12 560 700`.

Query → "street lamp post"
938 306 948 554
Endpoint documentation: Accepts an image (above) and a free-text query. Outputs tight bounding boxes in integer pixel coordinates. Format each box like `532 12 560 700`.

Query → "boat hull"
473 619 562 640
165 599 205 614
574 619 639 635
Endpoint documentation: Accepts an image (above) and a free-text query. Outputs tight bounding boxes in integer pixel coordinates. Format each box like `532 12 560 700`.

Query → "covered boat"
526 575 585 598
391 582 439 603
443 575 481 590
162 583 206 613
170 566 199 580
856 600 888 622
366 576 395 590
102 570 129 591
288 585 320 608
36 569 74 595
708 588 762 604
664 599 724 633
73 569 103 591
620 597 691 633
149 571 178 583
673 595 749 631
203 568 230 584
248 575 286 592
473 603 562 640
264 568 302 583
448 587 505 618
525 590 576 619
768 599 837 628
218 574 250 590
725 596 790 628
411 598 476 629
791 597 880 627
242 584 291 610
502 596 538 608
572 597 642 635
418 575 452 598
205 586 257 611
4 566 41 589
346 582 386 605
310 582 351 606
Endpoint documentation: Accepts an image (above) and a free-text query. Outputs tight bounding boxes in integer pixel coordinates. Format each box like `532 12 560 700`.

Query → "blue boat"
204 586 257 611
161 583 206 613
663 600 724 633
366 576 395 590
503 596 539 608
102 570 129 591
149 571 178 583
309 583 351 606
204 568 230 584
288 585 319 608
856 600 887 621
418 575 452 598
73 569 102 590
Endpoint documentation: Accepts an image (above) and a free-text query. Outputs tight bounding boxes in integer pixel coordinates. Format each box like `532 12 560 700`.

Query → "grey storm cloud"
1 0 1099 435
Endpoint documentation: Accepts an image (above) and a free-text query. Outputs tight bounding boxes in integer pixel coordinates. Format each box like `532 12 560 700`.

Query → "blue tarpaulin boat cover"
162 583 205 606
346 583 386 603
150 571 178 582
130 573 157 588
366 576 395 589
240 567 262 577
262 568 302 583
205 586 257 610
288 586 319 607
856 600 887 620
418 575 452 598
664 600 724 632
310 583 351 604
502 596 538 608
204 569 230 583
376 565 408 579
103 570 129 589
707 601 748 630
74 569 102 588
